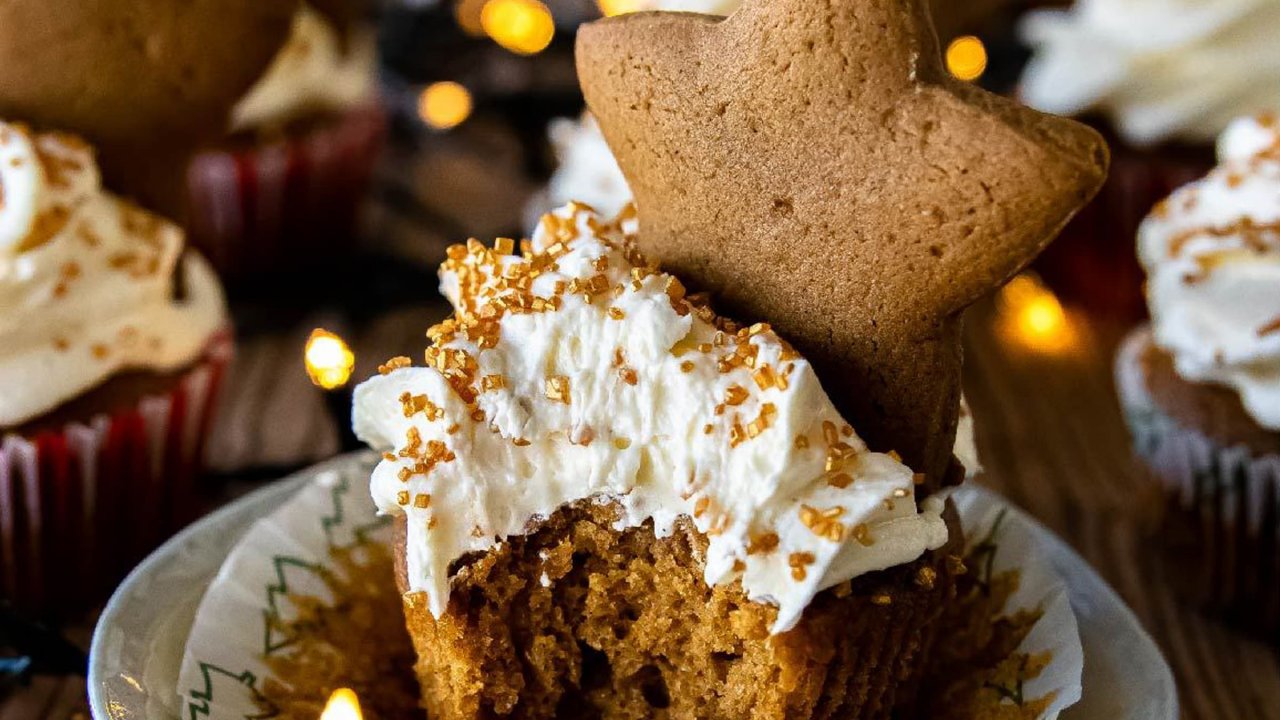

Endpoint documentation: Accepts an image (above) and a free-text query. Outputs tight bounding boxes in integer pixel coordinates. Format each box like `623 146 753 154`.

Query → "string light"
419 81 473 130
480 0 555 55
997 273 1079 355
946 35 988 82
455 0 487 35
305 329 356 391
597 0 647 15
319 688 363 720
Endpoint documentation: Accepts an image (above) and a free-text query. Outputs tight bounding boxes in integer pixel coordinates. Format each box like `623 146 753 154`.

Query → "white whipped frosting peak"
0 122 227 429
1139 115 1280 430
1020 0 1280 146
355 204 950 633
231 4 377 132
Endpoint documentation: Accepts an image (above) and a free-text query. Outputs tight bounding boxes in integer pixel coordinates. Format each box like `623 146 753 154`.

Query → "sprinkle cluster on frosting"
354 203 950 633
1139 115 1280 429
0 121 226 428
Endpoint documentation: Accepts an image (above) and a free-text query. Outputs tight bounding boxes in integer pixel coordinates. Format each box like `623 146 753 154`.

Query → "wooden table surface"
8 296 1279 720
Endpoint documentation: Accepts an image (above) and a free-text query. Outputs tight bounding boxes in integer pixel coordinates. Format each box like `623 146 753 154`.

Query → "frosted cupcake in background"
0 121 232 620
187 0 386 278
1116 114 1280 635
1019 0 1280 319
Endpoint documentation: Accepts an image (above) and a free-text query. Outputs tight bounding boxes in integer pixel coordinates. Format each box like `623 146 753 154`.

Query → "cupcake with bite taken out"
0 121 231 620
186 0 386 278
1020 0 1280 319
1116 114 1280 635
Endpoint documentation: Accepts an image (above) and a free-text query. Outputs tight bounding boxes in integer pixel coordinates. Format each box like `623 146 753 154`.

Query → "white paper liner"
176 454 1082 719
1117 327 1280 533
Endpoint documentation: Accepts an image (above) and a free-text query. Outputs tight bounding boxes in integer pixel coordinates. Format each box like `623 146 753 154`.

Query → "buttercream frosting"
231 4 378 132
1020 0 1280 146
354 204 950 633
0 122 227 428
1138 115 1280 430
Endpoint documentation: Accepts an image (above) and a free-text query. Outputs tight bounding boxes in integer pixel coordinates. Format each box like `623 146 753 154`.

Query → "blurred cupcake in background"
1116 115 1280 635
1020 0 1280 320
0 121 232 620
187 0 387 279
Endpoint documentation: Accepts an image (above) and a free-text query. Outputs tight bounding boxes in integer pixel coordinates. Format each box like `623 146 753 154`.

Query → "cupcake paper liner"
1116 328 1280 634
175 454 1083 720
186 102 387 278
1036 143 1211 322
0 331 233 620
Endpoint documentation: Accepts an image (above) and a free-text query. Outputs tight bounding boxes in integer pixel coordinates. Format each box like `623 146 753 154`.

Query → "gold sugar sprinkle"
414 493 432 509
915 566 937 590
494 237 515 255
747 532 780 555
513 438 532 447
396 490 410 506
794 435 809 450
871 594 892 606
851 523 874 546
619 367 638 386
481 374 507 392
613 437 631 450
379 356 412 374
680 360 695 373
608 307 626 320
725 385 749 406
703 423 714 435
788 552 816 581
545 375 571 404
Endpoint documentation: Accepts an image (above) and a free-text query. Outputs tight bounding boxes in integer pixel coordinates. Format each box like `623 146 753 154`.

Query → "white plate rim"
87 454 1178 719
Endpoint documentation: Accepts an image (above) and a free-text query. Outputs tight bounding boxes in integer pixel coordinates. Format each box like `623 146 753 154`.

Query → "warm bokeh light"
597 0 647 16
946 35 988 82
305 329 356 391
481 0 555 55
418 81 474 130
997 273 1079 355
455 0 488 35
320 688 363 720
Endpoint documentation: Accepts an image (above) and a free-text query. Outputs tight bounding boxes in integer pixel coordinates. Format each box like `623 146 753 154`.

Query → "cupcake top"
230 3 378 134
1138 114 1280 430
0 122 226 429
1020 0 1280 146
354 204 950 633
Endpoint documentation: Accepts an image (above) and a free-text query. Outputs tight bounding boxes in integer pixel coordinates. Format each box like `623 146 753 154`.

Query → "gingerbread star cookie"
0 0 299 214
577 0 1108 486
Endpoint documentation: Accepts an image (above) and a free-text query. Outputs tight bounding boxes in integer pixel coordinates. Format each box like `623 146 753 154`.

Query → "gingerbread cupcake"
1116 115 1280 635
355 0 1105 715
1019 0 1280 318
0 122 231 620
187 0 386 278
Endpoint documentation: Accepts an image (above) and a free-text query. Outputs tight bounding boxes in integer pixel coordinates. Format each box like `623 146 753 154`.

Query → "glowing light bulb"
320 688 363 720
419 82 473 130
997 274 1079 355
455 0 488 35
305 329 356 391
946 36 988 82
481 0 555 55
597 0 647 16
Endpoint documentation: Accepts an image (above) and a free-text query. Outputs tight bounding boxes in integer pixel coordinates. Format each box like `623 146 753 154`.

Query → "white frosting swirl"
231 5 378 132
1020 0 1280 146
1138 115 1280 430
354 204 950 633
0 122 227 429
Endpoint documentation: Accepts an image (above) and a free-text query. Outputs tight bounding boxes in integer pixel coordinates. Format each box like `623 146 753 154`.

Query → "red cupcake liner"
1116 330 1280 637
186 102 387 278
1036 140 1214 323
0 332 233 621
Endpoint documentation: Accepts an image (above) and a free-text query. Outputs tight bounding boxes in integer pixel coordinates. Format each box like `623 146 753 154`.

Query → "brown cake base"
395 498 963 720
